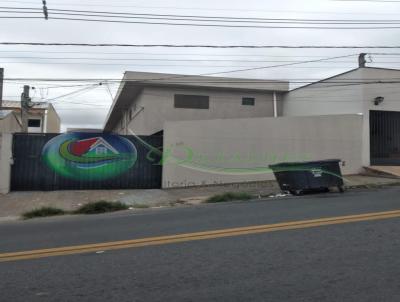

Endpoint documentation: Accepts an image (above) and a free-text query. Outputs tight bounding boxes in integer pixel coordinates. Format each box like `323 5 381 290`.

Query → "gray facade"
163 115 363 188
283 67 400 167
104 71 289 135
0 101 61 133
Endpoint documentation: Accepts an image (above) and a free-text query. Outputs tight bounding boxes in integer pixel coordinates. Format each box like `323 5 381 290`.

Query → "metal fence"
11 132 163 191
370 110 400 165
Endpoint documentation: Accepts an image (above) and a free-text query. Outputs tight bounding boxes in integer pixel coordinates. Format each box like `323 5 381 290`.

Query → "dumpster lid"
269 159 341 168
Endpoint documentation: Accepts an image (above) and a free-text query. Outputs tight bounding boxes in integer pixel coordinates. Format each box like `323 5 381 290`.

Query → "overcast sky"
1 0 400 130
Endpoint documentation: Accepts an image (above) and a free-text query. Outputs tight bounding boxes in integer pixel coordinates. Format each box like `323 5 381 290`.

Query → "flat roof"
1 100 50 110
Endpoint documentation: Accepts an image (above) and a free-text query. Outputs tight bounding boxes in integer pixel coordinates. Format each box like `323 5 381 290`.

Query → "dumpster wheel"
338 185 345 193
289 190 303 196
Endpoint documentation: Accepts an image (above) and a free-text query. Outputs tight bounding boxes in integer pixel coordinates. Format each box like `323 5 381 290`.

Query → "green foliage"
22 207 66 220
73 201 129 215
206 192 253 203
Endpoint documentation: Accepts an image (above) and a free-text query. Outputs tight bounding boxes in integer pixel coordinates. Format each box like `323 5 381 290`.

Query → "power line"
45 83 102 102
0 50 396 58
1 50 400 60
44 8 400 23
0 56 373 63
37 16 400 29
3 8 400 29
2 1 400 16
1 42 400 48
6 6 400 23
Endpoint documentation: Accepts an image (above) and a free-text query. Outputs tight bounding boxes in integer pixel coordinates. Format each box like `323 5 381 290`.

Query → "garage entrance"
370 110 400 165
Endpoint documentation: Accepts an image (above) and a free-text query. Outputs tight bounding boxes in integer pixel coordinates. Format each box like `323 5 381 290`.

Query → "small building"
103 71 289 135
283 64 400 167
0 101 61 133
0 110 21 133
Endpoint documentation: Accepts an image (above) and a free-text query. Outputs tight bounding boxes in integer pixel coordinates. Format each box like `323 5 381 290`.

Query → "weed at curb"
22 201 129 219
131 203 150 209
22 207 66 220
206 192 253 203
73 201 129 215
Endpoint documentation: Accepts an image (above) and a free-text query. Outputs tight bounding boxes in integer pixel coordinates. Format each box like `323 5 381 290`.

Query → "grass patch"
22 207 66 220
206 192 254 203
73 201 129 215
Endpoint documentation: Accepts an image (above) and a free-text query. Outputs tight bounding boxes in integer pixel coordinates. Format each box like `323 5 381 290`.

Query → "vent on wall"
174 94 209 109
242 97 255 106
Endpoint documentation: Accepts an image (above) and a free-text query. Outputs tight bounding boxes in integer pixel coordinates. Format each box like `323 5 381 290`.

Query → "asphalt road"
1 187 400 301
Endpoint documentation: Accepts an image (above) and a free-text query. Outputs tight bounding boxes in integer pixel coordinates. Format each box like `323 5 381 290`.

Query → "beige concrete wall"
358 68 400 166
0 113 21 133
162 114 363 188
117 87 282 135
283 69 365 117
283 67 400 167
45 104 61 133
0 133 13 194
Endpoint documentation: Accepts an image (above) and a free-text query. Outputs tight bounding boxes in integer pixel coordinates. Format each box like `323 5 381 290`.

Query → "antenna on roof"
358 53 367 68
21 85 31 132
42 0 48 20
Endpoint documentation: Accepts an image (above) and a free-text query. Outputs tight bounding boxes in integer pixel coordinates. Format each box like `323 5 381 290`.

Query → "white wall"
359 68 400 166
283 69 365 117
0 113 21 133
122 87 281 135
0 133 12 194
283 67 400 166
163 115 363 188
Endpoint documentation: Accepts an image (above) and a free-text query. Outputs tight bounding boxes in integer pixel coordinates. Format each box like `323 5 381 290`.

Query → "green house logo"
42 133 137 181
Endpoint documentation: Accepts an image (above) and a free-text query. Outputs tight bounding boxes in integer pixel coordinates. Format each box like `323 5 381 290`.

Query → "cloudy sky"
1 0 400 130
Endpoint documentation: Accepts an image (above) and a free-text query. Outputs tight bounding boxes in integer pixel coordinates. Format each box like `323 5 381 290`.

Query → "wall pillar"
0 133 12 194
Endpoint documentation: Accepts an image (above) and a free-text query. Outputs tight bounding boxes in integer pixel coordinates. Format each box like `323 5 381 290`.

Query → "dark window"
174 94 209 109
28 119 41 127
242 97 255 106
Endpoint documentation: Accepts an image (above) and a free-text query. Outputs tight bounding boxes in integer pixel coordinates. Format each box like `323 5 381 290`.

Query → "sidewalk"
0 174 399 220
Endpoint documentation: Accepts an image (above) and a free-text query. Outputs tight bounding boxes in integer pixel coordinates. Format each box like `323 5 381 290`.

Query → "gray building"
0 101 61 133
0 110 21 133
104 71 289 135
283 66 400 167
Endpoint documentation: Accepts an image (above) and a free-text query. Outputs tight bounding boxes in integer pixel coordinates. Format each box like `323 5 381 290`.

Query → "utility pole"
358 53 367 68
0 68 3 108
21 85 31 133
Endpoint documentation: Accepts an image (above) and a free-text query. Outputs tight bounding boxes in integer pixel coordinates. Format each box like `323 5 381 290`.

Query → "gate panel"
11 133 162 191
370 110 400 165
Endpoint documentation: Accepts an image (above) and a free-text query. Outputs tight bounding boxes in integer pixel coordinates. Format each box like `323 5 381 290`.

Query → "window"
96 147 108 155
242 97 255 106
28 119 41 127
174 94 209 109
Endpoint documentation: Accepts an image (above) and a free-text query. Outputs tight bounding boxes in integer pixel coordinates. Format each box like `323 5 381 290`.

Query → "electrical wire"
1 42 399 48
5 6 400 24
36 16 400 29
0 56 395 63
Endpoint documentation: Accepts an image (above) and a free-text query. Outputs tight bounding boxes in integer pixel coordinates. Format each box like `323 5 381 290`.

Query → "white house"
283 63 400 168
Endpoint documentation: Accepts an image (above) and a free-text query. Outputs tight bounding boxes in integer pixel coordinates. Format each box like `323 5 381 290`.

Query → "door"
370 110 400 165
